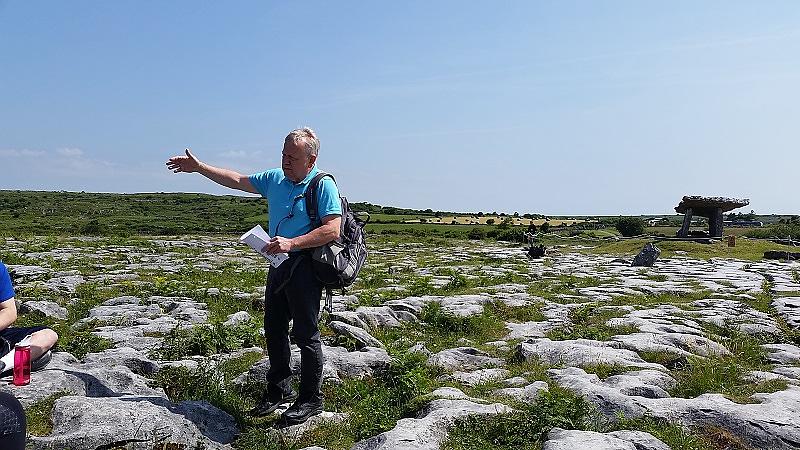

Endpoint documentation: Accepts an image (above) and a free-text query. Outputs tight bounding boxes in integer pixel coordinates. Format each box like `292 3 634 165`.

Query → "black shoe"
249 388 298 417
32 350 52 372
280 398 324 426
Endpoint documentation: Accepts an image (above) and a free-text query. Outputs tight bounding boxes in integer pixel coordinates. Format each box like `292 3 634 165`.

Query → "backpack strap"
304 171 336 225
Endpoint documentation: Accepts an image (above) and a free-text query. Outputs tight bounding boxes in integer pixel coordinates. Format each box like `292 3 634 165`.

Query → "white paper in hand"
239 225 288 268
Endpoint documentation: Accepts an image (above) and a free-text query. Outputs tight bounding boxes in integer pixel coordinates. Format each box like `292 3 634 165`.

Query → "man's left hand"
263 236 295 254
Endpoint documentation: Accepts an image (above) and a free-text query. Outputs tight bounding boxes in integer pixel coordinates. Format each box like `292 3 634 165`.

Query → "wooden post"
678 208 693 237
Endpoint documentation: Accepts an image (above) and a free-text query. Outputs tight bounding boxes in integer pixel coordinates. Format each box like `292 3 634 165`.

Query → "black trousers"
264 253 324 401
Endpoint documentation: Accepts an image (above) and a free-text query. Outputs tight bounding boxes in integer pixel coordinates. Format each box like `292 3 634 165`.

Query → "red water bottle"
13 341 31 386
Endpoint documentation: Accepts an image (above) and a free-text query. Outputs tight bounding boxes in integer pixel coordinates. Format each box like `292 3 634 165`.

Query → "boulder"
329 320 385 349
631 243 660 267
223 310 252 327
19 300 68 320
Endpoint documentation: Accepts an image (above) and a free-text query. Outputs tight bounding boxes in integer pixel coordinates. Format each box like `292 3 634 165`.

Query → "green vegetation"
25 392 70 436
747 223 800 240
442 387 598 450
615 217 646 237
546 304 637 341
152 322 263 360
234 352 439 450
667 328 784 403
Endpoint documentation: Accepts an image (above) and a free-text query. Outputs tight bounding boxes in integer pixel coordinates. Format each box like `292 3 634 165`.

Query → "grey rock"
551 366 800 450
223 310 252 327
83 347 160 375
631 243 660 267
355 306 404 328
773 366 800 381
19 300 68 320
330 311 371 330
384 297 427 316
439 368 511 387
763 343 800 364
351 388 511 450
493 381 549 403
602 370 676 398
548 367 650 418
501 376 528 387
516 338 666 371
611 332 729 358
29 395 237 449
329 320 385 349
408 342 431 357
427 347 505 371
543 428 670 450
7 264 49 282
0 352 165 407
270 412 347 442
773 297 800 329
235 345 391 388
44 273 85 293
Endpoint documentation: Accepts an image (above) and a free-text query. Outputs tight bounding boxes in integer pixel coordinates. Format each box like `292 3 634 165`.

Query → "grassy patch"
668 329 781 403
152 322 263 360
236 352 440 450
152 365 255 429
375 302 507 353
581 364 637 379
441 386 599 450
611 416 716 450
579 237 800 261
25 392 70 436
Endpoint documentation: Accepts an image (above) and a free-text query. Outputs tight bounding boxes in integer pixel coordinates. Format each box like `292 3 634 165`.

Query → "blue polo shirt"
249 166 341 238
0 262 15 303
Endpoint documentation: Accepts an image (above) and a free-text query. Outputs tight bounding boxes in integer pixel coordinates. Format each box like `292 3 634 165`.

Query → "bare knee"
31 328 58 351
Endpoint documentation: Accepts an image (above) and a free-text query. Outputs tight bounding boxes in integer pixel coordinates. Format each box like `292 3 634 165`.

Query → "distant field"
647 226 763 237
403 216 588 226
370 213 588 226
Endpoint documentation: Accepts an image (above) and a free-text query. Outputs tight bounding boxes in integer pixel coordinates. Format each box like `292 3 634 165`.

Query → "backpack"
305 172 368 314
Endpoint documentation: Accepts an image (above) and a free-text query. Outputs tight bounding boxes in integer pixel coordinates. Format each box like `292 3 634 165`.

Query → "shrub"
615 217 645 237
80 219 108 235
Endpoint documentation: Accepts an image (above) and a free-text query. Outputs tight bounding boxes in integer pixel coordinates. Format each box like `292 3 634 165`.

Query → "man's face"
282 140 315 183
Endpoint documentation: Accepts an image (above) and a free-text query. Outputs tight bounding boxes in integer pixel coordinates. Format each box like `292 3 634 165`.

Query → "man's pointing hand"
166 149 201 173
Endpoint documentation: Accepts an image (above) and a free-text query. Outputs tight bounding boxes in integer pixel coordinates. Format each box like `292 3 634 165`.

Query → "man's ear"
308 154 318 168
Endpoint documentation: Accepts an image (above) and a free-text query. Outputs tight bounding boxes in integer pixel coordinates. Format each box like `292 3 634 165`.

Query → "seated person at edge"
0 261 58 374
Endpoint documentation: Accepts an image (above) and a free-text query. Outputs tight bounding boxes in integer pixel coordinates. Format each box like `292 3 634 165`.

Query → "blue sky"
1 1 798 215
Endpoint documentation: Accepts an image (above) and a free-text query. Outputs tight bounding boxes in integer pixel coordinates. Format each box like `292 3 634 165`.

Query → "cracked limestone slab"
516 338 666 371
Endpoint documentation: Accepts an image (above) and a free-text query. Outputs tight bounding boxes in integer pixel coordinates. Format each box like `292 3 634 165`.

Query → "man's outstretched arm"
166 149 258 194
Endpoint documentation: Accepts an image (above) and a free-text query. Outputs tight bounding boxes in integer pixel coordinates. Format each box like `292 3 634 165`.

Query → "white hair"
285 127 320 157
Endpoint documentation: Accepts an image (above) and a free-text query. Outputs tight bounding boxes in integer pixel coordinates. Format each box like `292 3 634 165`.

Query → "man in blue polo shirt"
167 127 341 425
0 262 59 375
